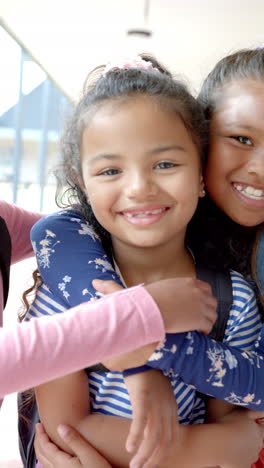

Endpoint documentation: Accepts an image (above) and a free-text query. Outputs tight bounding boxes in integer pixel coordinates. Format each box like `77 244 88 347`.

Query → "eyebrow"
88 144 186 164
219 122 255 131
148 144 186 154
88 153 123 164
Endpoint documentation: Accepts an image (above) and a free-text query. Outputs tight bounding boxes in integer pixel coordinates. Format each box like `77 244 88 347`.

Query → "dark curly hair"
55 54 208 247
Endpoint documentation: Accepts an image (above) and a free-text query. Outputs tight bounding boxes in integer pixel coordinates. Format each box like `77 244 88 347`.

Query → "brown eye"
232 136 252 146
155 161 177 169
99 168 120 176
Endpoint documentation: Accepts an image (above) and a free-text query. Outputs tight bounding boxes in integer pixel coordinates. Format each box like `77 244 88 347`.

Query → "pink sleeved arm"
0 285 164 398
0 201 43 264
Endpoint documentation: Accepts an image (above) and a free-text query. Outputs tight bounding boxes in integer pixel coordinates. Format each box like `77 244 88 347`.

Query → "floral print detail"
224 349 238 369
88 256 116 278
206 344 232 387
149 336 177 362
186 332 194 355
241 349 264 368
35 229 60 268
58 275 72 301
82 288 104 302
69 217 101 241
225 392 261 406
30 210 123 310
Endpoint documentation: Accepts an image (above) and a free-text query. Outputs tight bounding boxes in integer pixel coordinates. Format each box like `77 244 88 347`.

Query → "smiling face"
206 79 264 226
80 95 204 253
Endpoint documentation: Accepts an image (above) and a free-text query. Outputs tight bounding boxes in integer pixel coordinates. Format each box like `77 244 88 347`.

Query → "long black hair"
194 48 264 286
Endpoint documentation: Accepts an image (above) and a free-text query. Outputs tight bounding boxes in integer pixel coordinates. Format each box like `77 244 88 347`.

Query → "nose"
247 150 264 182
124 171 158 200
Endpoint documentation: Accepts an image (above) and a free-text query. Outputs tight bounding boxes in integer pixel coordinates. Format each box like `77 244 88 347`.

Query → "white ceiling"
1 0 264 100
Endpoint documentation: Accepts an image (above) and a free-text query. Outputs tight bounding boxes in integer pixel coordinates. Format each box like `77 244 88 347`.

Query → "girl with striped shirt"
25 54 264 468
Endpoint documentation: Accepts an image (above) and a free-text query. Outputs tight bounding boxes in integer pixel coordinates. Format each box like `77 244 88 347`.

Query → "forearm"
74 414 231 468
148 332 264 409
35 371 90 454
0 285 164 397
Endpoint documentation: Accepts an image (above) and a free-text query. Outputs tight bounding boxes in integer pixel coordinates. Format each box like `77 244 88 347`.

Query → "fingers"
34 423 72 467
199 316 216 335
92 279 124 295
130 413 175 468
57 425 112 468
143 400 179 468
126 404 148 453
35 423 112 468
129 409 161 468
195 279 213 292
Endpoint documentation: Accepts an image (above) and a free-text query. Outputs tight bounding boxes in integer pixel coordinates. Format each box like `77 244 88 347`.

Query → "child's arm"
34 423 112 468
146 272 264 413
147 274 263 412
139 329 264 408
124 370 179 466
35 371 90 454
62 408 264 468
98 289 264 413
33 413 264 468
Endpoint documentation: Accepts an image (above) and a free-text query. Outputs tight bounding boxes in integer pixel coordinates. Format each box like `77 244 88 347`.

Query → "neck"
112 237 195 287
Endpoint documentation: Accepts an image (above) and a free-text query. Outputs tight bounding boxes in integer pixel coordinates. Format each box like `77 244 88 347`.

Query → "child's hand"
93 277 217 335
146 277 217 335
217 409 264 468
124 369 178 468
34 423 112 468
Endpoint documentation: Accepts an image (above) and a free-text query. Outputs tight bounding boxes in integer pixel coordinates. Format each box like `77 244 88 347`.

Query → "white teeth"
245 186 255 195
124 208 165 218
233 183 264 199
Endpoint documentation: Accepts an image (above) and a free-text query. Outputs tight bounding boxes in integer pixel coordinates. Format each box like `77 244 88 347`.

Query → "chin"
231 213 263 228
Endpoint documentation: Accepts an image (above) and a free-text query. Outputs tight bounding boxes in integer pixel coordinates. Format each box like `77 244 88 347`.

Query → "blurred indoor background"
1 0 264 212
0 1 263 465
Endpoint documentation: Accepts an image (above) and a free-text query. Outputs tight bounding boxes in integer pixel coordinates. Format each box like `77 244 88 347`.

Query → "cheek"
88 184 117 219
205 144 229 191
169 173 201 212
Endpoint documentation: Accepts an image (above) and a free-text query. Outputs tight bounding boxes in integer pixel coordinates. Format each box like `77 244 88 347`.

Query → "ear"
199 176 206 198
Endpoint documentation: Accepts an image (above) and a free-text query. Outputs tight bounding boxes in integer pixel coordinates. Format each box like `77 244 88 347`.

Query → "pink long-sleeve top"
0 201 41 323
0 202 164 400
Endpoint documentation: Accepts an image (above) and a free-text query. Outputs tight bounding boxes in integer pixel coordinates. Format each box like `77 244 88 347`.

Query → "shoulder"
230 269 256 297
31 209 94 236
224 269 261 348
30 209 101 245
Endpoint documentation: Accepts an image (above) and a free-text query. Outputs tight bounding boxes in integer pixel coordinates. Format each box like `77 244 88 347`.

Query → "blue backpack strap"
0 215 11 308
196 264 233 342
